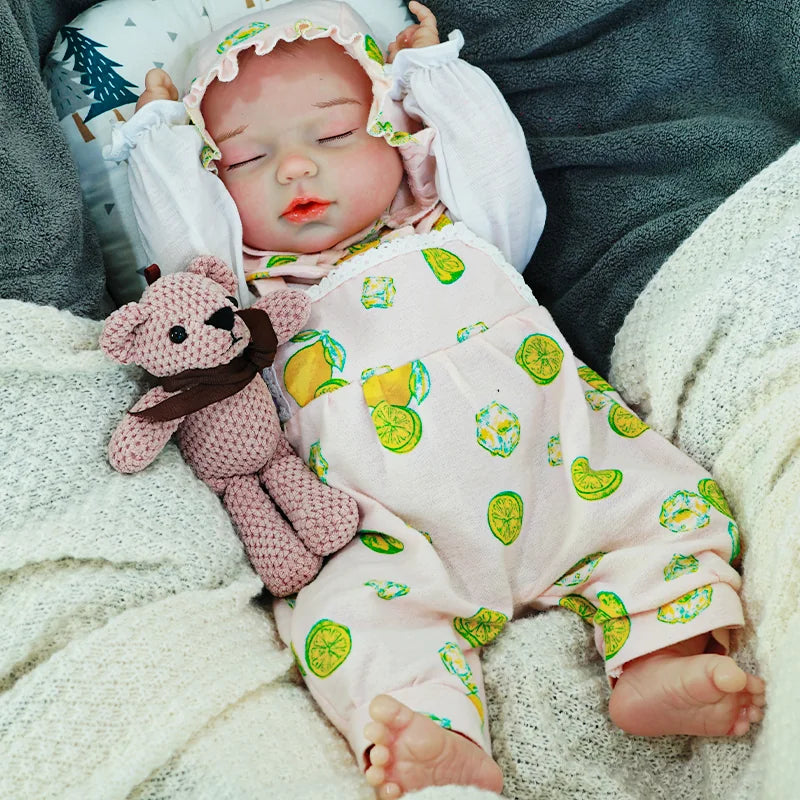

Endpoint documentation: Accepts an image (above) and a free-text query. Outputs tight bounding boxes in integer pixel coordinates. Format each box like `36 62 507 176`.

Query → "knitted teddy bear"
100 255 359 596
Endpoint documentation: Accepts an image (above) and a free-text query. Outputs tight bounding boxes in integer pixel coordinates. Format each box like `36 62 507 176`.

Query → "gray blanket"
0 0 110 318
427 0 800 373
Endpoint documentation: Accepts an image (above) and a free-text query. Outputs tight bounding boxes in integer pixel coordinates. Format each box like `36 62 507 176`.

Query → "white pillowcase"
45 0 412 305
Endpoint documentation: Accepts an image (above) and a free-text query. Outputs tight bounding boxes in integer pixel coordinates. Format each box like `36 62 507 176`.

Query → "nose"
205 305 235 331
276 152 318 185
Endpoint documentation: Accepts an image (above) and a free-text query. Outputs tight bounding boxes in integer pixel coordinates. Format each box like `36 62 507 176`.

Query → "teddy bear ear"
100 302 148 364
185 255 237 296
256 289 312 345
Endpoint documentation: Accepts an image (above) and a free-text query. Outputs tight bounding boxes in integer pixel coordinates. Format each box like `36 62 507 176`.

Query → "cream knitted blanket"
4 142 794 800
611 139 800 800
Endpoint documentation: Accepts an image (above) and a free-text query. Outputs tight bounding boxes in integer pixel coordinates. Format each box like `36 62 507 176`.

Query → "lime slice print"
571 456 623 501
728 521 741 563
433 212 453 230
291 642 307 676
607 404 649 438
555 552 606 587
304 619 352 678
486 491 524 545
364 34 384 65
389 131 416 146
266 254 298 268
663 553 700 581
697 478 734 519
365 579 410 600
516 334 564 385
595 591 631 660
359 531 404 554
558 594 597 623
421 248 466 284
467 691 485 724
314 378 349 397
371 401 422 453
453 607 509 647
657 585 713 624
577 365 615 392
216 21 269 53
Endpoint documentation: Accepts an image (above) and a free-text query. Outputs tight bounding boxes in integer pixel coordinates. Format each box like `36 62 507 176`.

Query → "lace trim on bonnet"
180 0 440 280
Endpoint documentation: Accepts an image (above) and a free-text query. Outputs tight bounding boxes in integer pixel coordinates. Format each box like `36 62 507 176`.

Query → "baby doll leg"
273 505 503 797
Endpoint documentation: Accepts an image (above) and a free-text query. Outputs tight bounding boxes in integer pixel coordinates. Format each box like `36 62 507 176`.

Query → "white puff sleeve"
389 31 546 272
104 100 249 304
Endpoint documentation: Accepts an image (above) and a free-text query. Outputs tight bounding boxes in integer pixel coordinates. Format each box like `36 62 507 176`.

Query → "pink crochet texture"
100 255 359 595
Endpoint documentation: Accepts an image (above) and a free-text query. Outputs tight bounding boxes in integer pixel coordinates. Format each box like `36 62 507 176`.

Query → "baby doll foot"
609 649 766 737
363 695 503 799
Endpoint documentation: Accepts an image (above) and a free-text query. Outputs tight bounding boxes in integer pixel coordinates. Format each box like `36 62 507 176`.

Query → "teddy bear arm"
108 387 183 473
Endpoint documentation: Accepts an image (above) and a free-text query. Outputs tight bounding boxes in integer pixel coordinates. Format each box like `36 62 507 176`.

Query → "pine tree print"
43 55 96 141
59 26 138 127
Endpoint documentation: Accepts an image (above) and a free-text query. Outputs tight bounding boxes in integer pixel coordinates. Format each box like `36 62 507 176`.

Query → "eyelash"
226 130 356 171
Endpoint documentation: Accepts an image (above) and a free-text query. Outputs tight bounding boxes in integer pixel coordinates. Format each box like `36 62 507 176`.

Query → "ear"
185 255 237 296
100 302 148 364
254 289 312 345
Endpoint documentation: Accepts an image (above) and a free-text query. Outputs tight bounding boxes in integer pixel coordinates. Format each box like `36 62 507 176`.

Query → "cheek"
220 175 271 236
342 141 404 206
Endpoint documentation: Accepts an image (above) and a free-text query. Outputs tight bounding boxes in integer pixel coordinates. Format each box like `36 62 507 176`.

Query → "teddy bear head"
100 255 308 376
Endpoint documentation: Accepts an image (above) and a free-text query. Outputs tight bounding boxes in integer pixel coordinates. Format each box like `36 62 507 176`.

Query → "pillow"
45 0 412 306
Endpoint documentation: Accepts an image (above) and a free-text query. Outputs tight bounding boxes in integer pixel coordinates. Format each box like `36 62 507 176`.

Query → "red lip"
282 196 331 223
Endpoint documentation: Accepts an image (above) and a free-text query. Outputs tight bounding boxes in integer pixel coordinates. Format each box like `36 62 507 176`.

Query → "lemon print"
555 552 606 587
420 530 433 544
365 580 410 600
516 334 564 385
433 212 453 230
697 478 734 518
308 441 328 483
314 378 349 397
558 594 597 623
304 619 352 678
657 585 713 624
663 553 700 581
200 144 220 168
594 591 631 660
266 254 298 268
607 403 649 438
422 248 466 284
571 456 623 501
487 491 524 545
341 238 382 262
453 607 508 647
439 642 484 723
291 642 306 676
728 521 741 563
577 365 615 392
371 401 422 453
216 21 269 53
359 531 405 554
364 34 384 64
389 131 416 146
467 692 485 724
547 434 563 466
284 330 346 407
362 360 430 408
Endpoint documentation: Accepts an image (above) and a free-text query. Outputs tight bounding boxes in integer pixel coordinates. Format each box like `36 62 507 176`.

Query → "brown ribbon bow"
131 307 278 422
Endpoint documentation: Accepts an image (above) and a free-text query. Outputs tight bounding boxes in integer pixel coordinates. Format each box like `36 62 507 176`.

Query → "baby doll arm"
104 100 249 305
389 32 546 272
108 386 183 473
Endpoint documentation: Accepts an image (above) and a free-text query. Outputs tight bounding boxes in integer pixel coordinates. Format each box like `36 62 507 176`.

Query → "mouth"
225 334 243 352
281 196 331 224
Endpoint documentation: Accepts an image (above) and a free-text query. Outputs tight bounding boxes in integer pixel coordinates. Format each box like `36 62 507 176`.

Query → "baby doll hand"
387 1 440 63
135 68 179 112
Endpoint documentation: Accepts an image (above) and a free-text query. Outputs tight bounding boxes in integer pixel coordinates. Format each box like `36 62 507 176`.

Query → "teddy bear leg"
259 437 360 557
223 473 323 597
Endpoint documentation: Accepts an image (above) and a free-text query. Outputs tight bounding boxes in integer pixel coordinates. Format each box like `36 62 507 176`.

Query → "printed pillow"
45 0 412 306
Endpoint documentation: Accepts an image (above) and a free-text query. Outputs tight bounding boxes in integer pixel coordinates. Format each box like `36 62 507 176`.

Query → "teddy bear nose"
205 306 235 331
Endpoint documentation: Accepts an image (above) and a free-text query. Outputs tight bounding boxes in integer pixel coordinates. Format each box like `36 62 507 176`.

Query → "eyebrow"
313 96 362 109
215 124 248 144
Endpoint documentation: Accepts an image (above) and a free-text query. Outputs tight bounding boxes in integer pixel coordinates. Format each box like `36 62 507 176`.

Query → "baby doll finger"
408 1 438 31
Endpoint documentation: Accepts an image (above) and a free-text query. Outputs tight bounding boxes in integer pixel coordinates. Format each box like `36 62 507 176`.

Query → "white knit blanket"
4 134 798 799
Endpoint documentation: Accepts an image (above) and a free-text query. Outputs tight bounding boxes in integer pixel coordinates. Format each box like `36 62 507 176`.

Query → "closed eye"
226 155 264 171
318 130 356 144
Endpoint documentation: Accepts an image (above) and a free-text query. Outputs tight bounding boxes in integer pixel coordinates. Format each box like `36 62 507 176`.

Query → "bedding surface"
426 0 800 374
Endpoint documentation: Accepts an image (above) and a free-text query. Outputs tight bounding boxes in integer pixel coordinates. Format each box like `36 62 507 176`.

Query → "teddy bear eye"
226 295 239 307
169 325 188 344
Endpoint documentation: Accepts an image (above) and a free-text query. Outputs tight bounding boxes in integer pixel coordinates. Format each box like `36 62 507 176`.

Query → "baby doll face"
202 38 405 254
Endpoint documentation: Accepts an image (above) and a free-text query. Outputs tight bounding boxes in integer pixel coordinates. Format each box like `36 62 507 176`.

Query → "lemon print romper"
271 223 745 766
